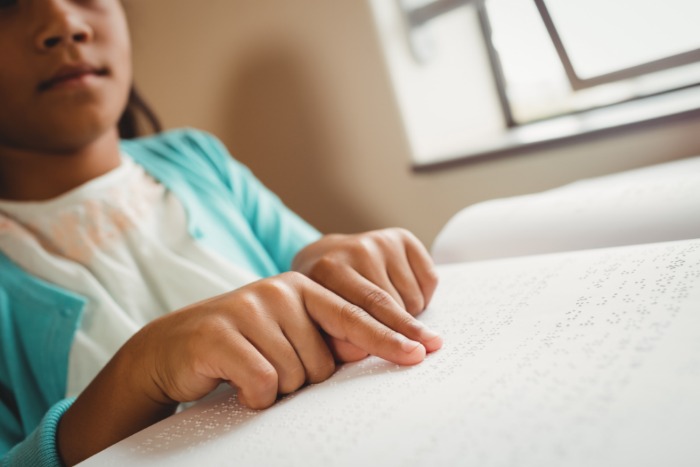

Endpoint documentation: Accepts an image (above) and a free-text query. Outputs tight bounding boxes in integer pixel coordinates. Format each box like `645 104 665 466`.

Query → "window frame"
400 0 700 127
393 0 700 170
533 0 700 91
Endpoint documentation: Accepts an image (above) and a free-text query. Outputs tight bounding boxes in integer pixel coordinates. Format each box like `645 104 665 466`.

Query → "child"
0 1 442 465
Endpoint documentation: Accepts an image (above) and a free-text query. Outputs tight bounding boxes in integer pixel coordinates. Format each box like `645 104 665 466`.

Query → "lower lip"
43 73 103 92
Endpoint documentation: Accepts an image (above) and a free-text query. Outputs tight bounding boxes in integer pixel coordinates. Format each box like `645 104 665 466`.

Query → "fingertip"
402 342 427 365
411 321 442 352
415 323 440 342
399 335 421 353
238 389 275 410
423 334 444 353
396 337 426 365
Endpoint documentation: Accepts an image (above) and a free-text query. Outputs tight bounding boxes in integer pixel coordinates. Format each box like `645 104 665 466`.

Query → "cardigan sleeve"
227 157 322 271
184 130 322 272
1 398 74 467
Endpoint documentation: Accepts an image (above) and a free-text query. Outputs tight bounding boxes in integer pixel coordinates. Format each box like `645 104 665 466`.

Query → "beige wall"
124 0 700 247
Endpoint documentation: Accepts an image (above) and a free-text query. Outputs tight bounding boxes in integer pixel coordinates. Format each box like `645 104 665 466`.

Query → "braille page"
432 155 700 263
80 239 700 467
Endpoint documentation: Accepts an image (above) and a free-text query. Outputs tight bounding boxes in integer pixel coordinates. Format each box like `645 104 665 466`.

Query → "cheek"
108 19 133 111
0 65 34 137
0 45 29 102
104 9 133 82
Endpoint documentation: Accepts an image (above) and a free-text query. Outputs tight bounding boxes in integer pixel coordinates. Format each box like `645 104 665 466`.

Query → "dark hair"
117 85 163 139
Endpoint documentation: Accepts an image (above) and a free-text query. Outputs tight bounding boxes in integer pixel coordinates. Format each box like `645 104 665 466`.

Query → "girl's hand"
128 271 426 410
133 272 425 408
291 228 442 362
59 271 427 464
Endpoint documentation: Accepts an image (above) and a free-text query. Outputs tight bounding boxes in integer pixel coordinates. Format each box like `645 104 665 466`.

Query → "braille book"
81 157 700 467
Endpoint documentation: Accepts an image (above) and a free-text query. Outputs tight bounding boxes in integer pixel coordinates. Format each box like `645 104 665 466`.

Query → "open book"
81 157 700 467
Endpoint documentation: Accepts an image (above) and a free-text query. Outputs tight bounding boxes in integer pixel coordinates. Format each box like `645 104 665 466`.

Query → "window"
401 0 700 125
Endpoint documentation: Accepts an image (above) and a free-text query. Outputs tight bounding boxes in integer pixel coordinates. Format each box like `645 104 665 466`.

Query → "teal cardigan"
0 129 321 466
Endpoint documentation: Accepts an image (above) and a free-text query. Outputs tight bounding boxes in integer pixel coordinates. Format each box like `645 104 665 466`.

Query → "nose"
35 1 94 52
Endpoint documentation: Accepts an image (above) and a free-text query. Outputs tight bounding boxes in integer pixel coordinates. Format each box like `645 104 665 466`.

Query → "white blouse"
0 154 260 397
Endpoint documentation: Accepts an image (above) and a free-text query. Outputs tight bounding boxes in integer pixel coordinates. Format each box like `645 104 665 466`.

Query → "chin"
28 83 129 153
33 121 118 155
33 105 122 153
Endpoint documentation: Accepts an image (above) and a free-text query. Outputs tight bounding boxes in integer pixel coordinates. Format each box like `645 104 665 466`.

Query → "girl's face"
0 0 131 154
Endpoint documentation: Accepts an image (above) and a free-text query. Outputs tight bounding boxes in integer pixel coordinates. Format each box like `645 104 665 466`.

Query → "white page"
81 239 700 467
432 156 700 263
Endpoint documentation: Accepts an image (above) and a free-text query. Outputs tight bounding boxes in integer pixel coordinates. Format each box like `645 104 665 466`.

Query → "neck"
0 129 122 201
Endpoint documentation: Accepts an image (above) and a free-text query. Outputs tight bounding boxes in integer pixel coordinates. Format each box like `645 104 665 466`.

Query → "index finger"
300 279 426 366
321 266 442 353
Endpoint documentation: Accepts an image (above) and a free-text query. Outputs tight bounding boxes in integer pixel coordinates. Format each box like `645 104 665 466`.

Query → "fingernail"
399 335 421 353
419 326 440 342
413 321 440 341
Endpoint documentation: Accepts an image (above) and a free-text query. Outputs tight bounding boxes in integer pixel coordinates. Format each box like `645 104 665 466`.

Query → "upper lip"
38 63 108 91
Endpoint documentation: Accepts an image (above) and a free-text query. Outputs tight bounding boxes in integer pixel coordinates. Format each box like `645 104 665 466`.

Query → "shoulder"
120 128 243 188
120 128 228 165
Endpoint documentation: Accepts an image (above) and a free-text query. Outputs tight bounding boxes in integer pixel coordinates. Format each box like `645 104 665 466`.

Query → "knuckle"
425 268 439 290
364 229 384 243
236 300 269 329
363 288 393 311
393 227 412 239
375 227 404 245
282 271 315 295
370 229 404 254
253 277 301 311
244 394 273 410
278 270 305 284
371 326 396 348
398 313 419 332
310 256 339 279
403 293 425 315
307 357 336 384
353 237 375 256
259 277 292 298
186 316 231 353
338 303 367 334
278 364 306 394
382 227 402 242
249 364 279 395
193 314 228 337
422 268 440 300
235 289 260 311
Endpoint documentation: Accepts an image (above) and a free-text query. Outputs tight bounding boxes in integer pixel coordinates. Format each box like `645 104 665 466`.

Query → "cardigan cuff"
3 398 75 467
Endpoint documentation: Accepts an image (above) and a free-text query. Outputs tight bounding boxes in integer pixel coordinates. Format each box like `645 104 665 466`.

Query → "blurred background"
123 0 700 246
